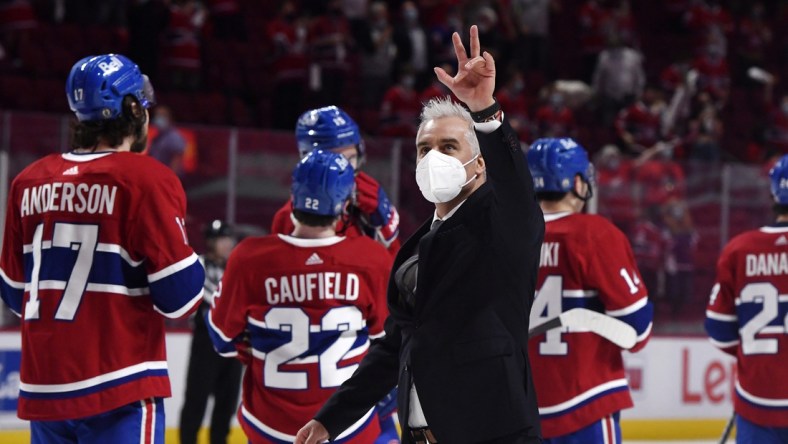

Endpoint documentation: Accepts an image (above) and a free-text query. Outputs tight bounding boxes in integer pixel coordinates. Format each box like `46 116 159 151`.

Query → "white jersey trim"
369 330 386 340
760 226 788 234
155 290 203 319
250 337 370 364
562 290 599 298
240 403 375 442
61 152 114 162
24 242 143 267
96 243 144 267
736 380 788 407
636 322 652 343
208 310 236 343
24 280 150 297
20 361 168 393
543 212 572 222
0 267 25 289
606 297 648 317
148 253 200 283
276 234 346 248
139 399 148 444
706 310 737 322
709 337 739 349
538 378 629 415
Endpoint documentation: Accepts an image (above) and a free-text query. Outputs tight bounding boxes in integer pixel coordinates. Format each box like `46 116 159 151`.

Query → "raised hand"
433 25 496 112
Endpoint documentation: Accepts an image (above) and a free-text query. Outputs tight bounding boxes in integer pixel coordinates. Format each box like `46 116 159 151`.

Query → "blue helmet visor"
140 74 156 109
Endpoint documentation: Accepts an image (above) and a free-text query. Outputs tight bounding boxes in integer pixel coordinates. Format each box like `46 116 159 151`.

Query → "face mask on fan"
415 150 479 203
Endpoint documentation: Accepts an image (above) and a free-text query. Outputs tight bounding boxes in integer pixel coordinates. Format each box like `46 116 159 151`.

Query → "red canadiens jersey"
528 212 653 438
207 234 392 443
0 151 204 421
705 224 788 427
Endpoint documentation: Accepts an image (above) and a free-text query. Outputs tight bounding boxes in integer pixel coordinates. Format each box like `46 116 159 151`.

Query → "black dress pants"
179 308 243 444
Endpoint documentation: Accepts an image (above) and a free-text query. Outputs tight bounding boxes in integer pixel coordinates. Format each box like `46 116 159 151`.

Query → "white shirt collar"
543 211 572 222
432 199 468 225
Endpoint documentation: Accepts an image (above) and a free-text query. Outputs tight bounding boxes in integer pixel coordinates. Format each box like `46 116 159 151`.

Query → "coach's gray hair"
418 97 481 156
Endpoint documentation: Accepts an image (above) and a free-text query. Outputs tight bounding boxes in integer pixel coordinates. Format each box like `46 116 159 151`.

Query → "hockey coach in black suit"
297 25 544 444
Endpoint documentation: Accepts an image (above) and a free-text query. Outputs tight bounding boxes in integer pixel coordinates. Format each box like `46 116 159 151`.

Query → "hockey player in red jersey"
207 149 394 444
0 54 205 443
526 138 653 443
705 154 788 443
270 106 400 254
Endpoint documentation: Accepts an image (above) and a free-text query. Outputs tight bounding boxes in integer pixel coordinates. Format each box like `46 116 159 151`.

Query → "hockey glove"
354 172 399 247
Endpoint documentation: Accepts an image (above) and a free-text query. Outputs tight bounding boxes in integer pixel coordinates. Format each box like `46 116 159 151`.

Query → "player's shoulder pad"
346 235 393 264
13 153 67 184
723 228 764 255
578 213 625 237
114 152 183 190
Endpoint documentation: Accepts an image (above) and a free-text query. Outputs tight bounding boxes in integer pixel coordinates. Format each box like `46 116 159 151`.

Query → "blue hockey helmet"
291 149 356 216
527 138 594 195
66 54 156 122
769 154 788 205
295 106 364 158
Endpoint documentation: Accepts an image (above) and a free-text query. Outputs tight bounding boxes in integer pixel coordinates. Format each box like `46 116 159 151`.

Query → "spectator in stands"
162 0 207 90
0 0 36 67
615 86 665 154
308 0 353 105
692 40 730 107
660 54 692 95
206 0 244 40
359 1 395 110
661 198 698 316
419 62 455 104
508 0 560 79
683 0 733 54
267 0 309 129
425 4 463 70
630 205 669 307
633 143 686 209
595 144 636 233
766 93 788 153
393 1 430 89
379 68 421 137
578 0 611 82
686 92 724 162
148 105 187 177
592 30 646 125
474 4 505 62
535 87 575 139
610 0 638 49
735 2 772 82
497 68 532 142
128 0 169 83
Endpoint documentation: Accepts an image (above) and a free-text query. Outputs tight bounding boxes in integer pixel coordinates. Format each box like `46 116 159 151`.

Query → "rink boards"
0 333 736 441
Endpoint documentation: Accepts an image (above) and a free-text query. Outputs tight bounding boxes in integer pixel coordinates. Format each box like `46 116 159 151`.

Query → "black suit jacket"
315 120 545 443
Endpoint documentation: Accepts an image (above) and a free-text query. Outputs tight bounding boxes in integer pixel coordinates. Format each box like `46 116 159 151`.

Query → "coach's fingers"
451 31 468 66
465 54 495 77
434 66 455 87
469 25 480 59
482 50 496 72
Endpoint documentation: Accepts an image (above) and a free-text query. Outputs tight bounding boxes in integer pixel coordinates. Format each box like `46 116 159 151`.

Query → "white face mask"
415 150 479 203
